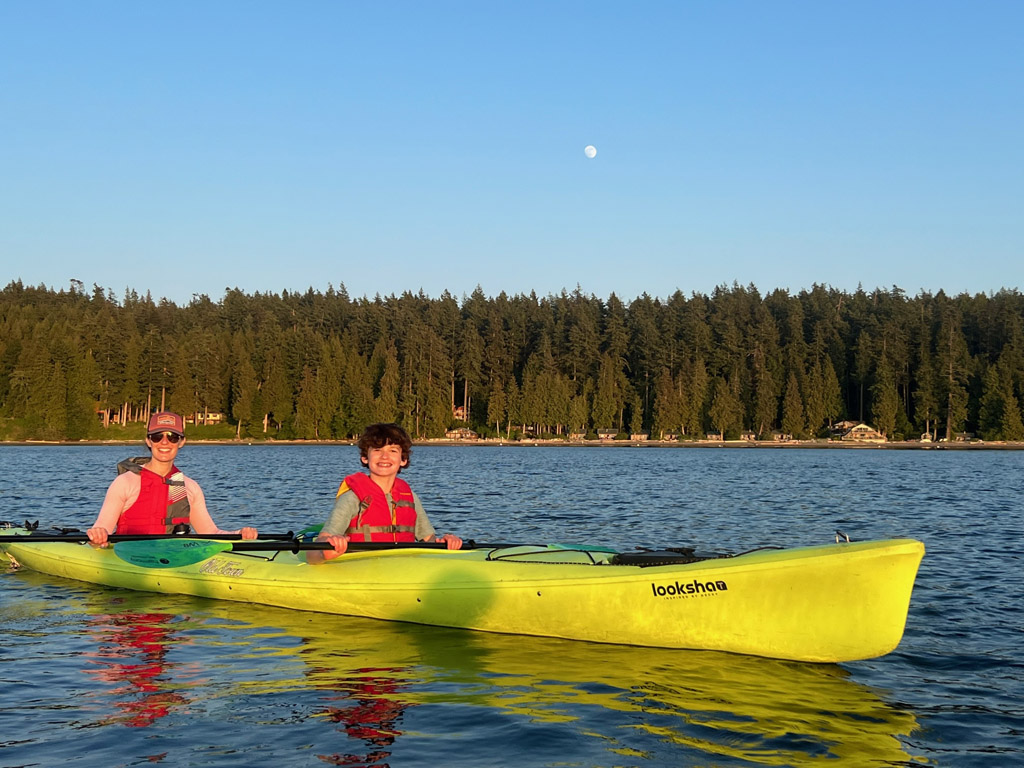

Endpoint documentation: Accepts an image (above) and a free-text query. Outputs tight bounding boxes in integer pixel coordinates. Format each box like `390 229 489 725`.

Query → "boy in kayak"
86 411 259 546
309 422 462 563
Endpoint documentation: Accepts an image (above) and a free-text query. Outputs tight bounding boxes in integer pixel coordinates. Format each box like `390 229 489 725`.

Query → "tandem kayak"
0 526 924 663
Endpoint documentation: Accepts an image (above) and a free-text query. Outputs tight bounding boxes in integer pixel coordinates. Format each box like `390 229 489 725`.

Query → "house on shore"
830 420 860 439
839 423 886 443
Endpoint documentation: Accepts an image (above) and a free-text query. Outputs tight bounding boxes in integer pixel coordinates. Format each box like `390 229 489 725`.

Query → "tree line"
1 279 1022 443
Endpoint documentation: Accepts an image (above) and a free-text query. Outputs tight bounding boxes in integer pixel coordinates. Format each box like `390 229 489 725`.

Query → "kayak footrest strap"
486 548 611 565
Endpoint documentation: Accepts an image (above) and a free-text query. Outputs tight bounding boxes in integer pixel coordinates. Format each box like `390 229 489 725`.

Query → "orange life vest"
114 457 191 535
339 472 417 542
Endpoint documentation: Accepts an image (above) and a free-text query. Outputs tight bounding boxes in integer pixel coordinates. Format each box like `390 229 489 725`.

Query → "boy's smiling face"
363 442 407 480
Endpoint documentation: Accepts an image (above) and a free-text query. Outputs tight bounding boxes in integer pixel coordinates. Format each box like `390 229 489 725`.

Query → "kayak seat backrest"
610 549 711 567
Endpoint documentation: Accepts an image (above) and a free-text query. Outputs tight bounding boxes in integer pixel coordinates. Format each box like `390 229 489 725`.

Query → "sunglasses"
148 432 182 444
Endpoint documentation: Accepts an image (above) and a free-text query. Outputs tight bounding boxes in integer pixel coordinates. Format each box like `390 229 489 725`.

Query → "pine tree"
978 364 1004 440
684 356 709 437
979 361 1024 440
486 376 507 436
457 323 484 423
372 339 401 424
336 334 374 438
43 360 68 440
871 360 900 438
505 378 522 439
119 332 144 427
229 333 259 439
781 371 805 438
565 290 601 382
822 356 843 427
168 342 197 422
709 377 743 438
652 368 681 439
261 345 293 433
1002 385 1024 441
752 353 778 438
913 328 939 439
803 360 827 438
936 303 971 440
628 390 644 436
569 382 590 436
294 365 322 439
592 353 619 433
66 350 101 439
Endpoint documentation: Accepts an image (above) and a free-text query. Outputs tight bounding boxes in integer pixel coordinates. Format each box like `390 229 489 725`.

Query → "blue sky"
2 1 1021 305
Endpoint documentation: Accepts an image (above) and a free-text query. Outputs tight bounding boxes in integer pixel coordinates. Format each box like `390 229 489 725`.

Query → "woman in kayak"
309 422 462 563
86 411 259 547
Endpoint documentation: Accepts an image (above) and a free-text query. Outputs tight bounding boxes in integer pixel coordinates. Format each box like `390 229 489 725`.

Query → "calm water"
1 444 1021 767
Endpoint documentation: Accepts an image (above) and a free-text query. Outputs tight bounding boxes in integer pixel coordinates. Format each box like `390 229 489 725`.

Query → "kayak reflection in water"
309 423 462 563
312 666 415 767
82 610 188 728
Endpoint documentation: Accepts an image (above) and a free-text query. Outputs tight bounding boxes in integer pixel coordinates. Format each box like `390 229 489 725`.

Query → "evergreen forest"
2 279 1023 443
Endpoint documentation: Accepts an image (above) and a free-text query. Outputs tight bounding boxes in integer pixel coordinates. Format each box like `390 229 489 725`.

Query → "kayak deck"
0 529 924 663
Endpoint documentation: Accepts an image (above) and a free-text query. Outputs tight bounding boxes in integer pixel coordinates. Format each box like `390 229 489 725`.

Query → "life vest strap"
347 524 416 536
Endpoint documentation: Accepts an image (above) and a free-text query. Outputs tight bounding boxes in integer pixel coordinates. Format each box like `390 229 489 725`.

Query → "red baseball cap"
147 411 185 436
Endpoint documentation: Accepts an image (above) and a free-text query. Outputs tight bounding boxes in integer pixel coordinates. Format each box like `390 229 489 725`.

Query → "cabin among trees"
838 423 886 443
1 280 1023 444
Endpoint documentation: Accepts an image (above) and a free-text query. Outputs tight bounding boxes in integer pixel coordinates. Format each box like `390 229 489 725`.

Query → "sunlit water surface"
1 444 1021 767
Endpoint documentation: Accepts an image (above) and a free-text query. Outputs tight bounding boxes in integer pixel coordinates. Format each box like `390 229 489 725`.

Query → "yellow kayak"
0 527 924 663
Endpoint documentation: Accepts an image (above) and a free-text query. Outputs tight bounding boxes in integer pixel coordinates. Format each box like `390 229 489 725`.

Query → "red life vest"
114 457 191 535
339 473 417 542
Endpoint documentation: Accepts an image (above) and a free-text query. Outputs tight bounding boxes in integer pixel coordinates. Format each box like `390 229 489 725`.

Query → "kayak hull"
0 531 924 662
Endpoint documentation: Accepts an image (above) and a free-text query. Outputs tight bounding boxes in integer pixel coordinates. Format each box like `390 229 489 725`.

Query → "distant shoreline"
3 439 1023 450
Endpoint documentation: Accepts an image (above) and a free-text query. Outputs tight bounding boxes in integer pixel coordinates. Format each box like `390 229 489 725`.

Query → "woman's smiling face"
146 433 184 462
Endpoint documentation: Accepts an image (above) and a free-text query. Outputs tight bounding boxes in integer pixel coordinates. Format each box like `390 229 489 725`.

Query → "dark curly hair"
357 423 412 469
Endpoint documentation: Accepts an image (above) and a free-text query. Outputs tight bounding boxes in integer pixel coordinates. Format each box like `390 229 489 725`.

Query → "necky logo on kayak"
650 578 728 599
198 558 247 577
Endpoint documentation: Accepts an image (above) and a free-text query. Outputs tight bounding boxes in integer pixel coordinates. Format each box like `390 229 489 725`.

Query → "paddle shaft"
224 539 522 552
231 540 448 552
6 531 522 550
13 532 296 543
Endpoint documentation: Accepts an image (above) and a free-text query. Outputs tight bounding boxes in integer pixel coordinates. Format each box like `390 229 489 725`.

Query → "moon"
584 145 597 159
